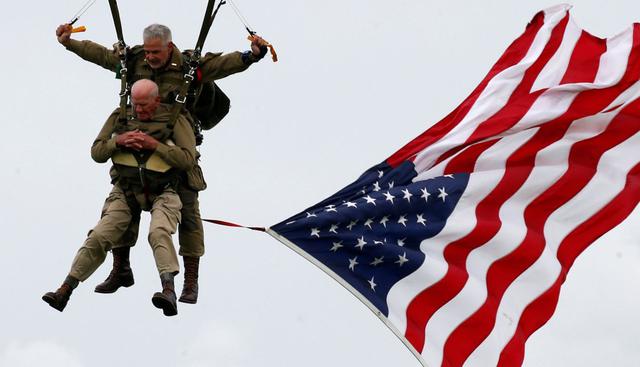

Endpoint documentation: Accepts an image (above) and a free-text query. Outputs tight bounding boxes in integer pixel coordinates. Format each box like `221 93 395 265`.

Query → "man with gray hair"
43 79 197 316
55 22 269 304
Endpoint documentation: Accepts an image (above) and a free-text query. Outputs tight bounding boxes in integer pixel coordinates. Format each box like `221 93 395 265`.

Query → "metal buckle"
175 94 187 104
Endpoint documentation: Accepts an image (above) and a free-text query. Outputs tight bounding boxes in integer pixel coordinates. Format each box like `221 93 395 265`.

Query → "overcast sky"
1 1 640 366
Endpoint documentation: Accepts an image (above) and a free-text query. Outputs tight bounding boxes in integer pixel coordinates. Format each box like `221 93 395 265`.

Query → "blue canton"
272 162 469 316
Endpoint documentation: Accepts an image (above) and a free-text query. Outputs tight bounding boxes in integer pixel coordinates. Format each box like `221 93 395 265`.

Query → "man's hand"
116 130 158 151
135 133 159 151
250 35 269 58
56 24 73 45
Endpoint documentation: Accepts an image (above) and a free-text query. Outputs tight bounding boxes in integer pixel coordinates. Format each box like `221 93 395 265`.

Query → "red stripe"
559 31 607 84
443 98 640 367
386 11 547 168
442 138 500 174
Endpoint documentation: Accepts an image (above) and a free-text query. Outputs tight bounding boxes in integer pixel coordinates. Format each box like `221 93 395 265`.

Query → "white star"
373 240 384 245
378 170 384 178
359 187 367 195
379 216 389 228
397 237 406 247
306 212 317 218
373 181 381 192
368 276 377 291
384 191 395 204
388 181 395 189
395 252 409 266
397 215 408 227
355 236 367 250
347 220 358 230
344 201 358 208
438 187 448 202
325 205 337 213
402 189 413 203
370 257 384 266
330 241 343 252
420 188 431 202
329 224 339 234
310 228 320 237
285 220 296 225
348 256 359 271
416 214 427 226
364 218 374 229
444 174 455 179
364 195 377 205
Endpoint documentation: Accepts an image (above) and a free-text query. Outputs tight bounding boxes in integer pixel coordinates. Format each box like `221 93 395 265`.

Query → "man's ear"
168 42 175 52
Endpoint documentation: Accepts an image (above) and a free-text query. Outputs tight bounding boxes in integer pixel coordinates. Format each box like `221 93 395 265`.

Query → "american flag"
268 5 640 367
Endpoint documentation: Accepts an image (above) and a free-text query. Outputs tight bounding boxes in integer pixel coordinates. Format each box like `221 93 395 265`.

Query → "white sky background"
1 1 639 366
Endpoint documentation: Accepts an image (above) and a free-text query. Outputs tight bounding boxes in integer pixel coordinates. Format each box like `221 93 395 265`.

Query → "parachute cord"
226 0 255 34
69 0 97 25
226 0 278 62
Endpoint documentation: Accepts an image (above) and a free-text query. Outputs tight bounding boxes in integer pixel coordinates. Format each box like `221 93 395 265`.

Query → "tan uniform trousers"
113 183 204 257
68 184 182 281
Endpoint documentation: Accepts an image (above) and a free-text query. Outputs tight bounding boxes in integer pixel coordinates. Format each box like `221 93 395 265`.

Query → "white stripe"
593 26 634 86
411 6 569 174
530 16 582 92
467 102 640 366
385 127 538 347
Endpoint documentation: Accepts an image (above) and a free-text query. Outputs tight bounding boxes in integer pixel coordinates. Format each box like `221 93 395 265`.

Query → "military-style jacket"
92 104 196 173
64 39 251 103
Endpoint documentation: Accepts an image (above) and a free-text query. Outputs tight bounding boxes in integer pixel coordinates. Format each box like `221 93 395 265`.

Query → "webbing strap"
202 219 266 232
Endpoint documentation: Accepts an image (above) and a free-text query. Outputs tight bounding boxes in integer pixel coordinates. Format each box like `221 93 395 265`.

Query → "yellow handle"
71 26 86 33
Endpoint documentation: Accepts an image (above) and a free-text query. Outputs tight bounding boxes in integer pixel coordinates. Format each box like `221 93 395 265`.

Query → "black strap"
108 0 129 123
108 0 125 44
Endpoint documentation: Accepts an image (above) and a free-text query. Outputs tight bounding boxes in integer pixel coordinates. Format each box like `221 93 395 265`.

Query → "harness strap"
108 0 129 124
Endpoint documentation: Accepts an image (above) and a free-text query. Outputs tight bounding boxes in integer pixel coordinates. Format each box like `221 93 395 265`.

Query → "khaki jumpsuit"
68 106 196 280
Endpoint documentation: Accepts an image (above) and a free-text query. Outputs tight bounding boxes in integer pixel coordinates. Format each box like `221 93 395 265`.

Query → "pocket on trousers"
186 164 207 191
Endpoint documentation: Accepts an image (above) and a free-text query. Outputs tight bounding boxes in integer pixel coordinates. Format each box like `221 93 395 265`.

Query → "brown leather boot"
179 256 199 304
94 247 134 293
42 276 79 312
151 273 178 316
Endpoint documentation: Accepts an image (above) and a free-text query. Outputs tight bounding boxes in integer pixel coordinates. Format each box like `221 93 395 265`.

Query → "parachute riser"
107 0 130 124
168 0 226 131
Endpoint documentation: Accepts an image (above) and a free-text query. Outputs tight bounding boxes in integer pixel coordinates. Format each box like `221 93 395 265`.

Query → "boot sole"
178 296 197 304
94 279 135 294
42 294 64 312
152 293 178 316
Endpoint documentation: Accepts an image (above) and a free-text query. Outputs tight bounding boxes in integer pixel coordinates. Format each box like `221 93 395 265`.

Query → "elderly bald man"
43 79 196 316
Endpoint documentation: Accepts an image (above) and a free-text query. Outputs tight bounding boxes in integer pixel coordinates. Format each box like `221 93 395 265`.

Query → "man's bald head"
131 79 161 121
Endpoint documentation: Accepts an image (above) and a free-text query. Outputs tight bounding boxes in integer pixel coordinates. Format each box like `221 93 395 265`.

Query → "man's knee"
148 228 172 246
